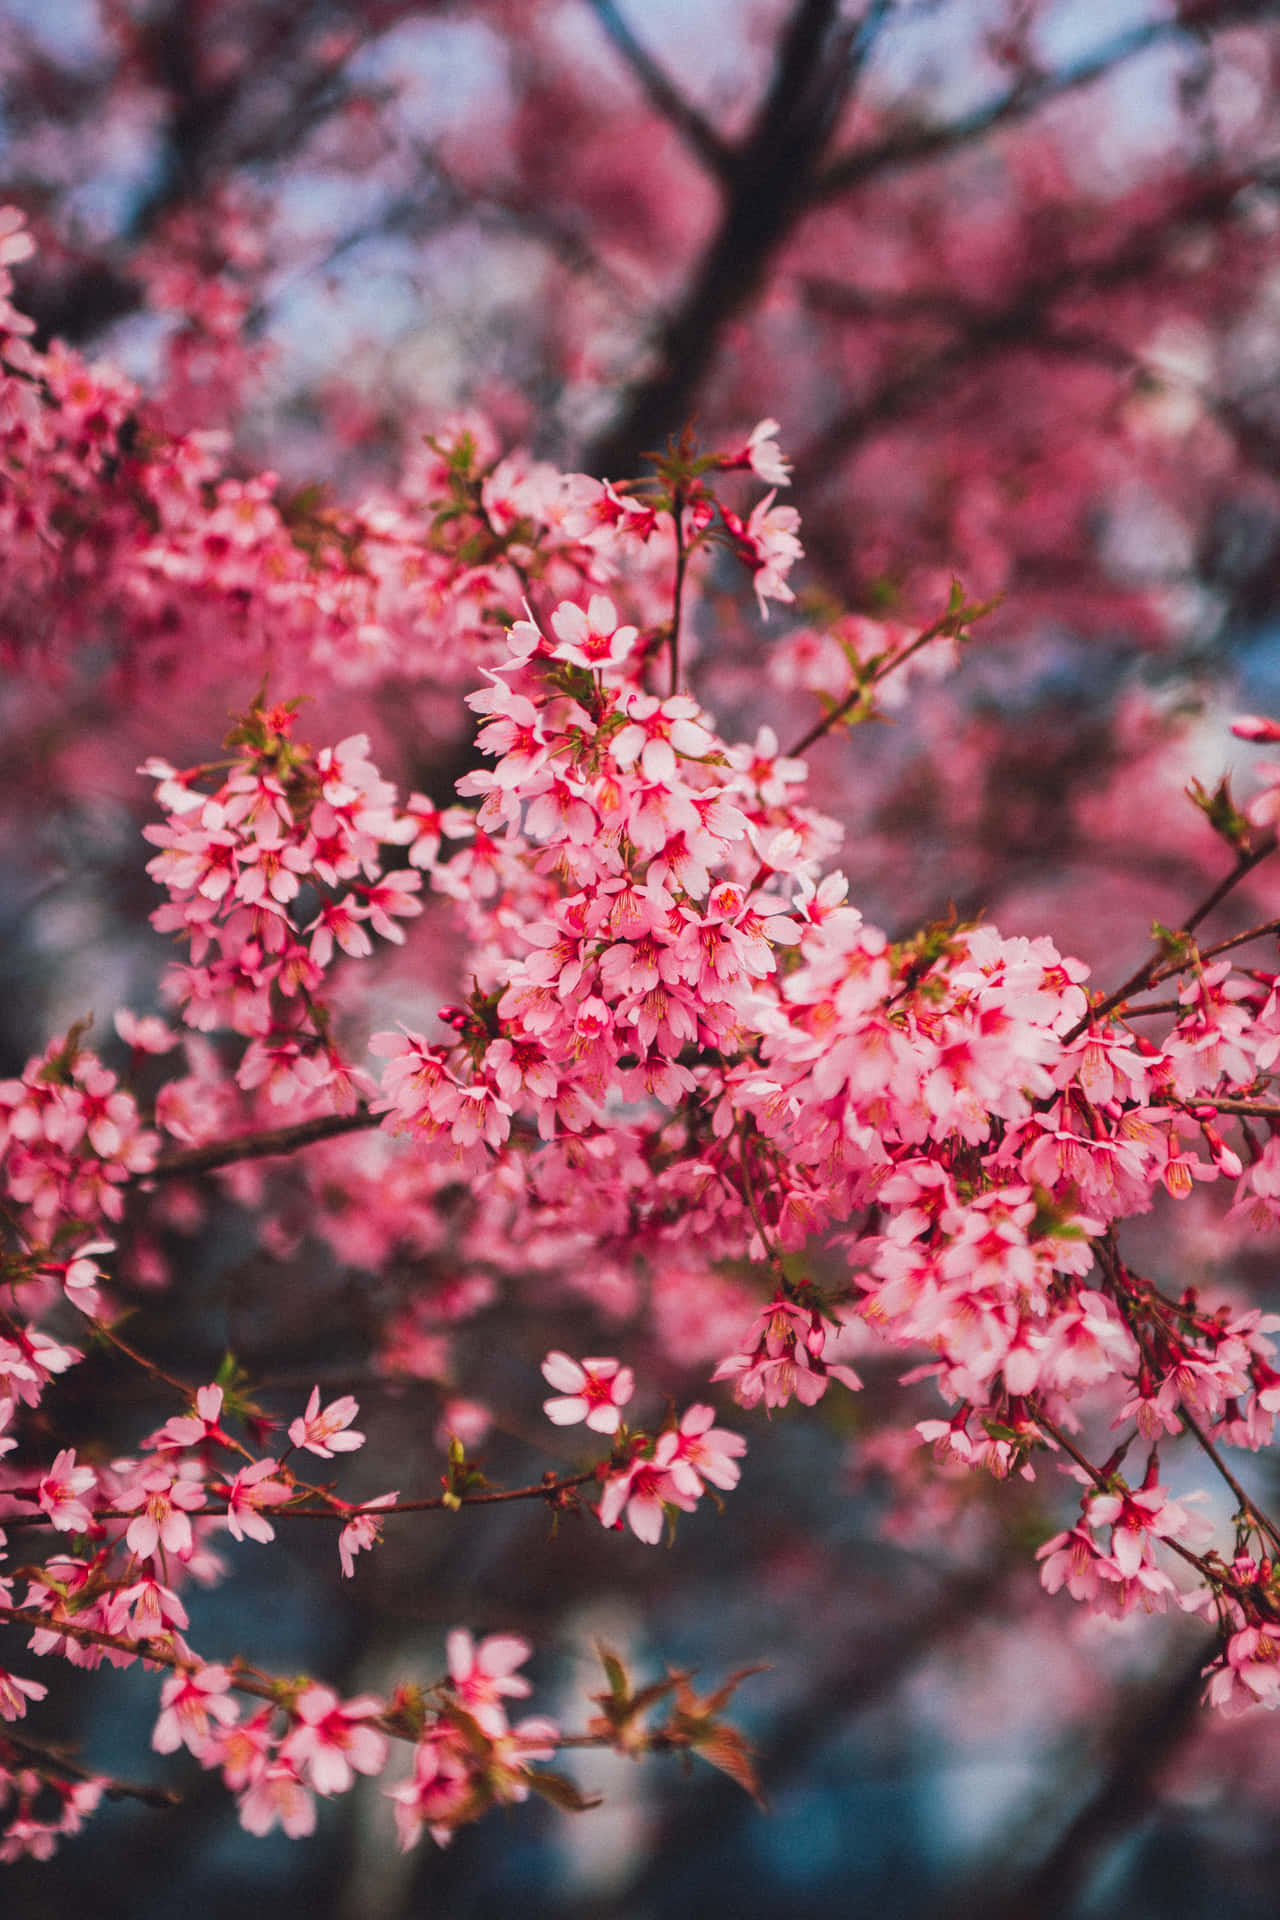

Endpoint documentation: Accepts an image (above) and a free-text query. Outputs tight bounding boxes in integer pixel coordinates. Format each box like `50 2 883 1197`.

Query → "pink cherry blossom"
656 1404 747 1498
597 1450 697 1545
280 1685 388 1794
446 1630 533 1737
152 1384 230 1451
722 491 803 614
736 418 792 488
0 1671 48 1722
116 1466 207 1560
113 1011 179 1054
153 1665 239 1756
108 1576 190 1638
1205 1625 1280 1713
237 1762 316 1838
387 1723 474 1851
222 1459 293 1544
337 1492 398 1577
540 1352 635 1433
288 1387 365 1458
37 1450 98 1533
548 594 638 670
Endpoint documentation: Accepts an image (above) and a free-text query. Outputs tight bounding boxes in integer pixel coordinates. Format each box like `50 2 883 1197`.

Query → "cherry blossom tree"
4 3 1280 1915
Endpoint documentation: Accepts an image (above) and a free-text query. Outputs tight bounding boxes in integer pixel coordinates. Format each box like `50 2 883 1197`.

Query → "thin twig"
815 10 1248 200
1 1470 599 1531
1176 1402 1280 1557
1166 916 1280 972
669 486 688 696
92 1322 201 1402
0 1731 181 1809
734 1122 787 1271
1033 1409 1272 1603
1063 836 1278 1044
1093 1240 1280 1553
0 1605 718 1776
785 602 962 759
588 0 856 475
1185 842 1279 937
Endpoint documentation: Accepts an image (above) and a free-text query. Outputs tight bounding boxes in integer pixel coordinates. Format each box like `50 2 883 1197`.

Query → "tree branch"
145 1106 381 1182
1062 833 1278 1044
798 164 1266 478
952 1638 1212 1920
588 0 868 476
814 2 1275 202
585 0 734 182
24 0 363 346
0 1730 181 1810
0 1468 599 1531
784 595 964 758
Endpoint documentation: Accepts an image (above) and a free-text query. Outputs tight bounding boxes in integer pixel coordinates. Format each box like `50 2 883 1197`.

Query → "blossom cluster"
0 1033 159 1241
1 192 800 729
141 716 424 1108
540 1352 747 1545
8 190 1280 1869
146 1631 557 1853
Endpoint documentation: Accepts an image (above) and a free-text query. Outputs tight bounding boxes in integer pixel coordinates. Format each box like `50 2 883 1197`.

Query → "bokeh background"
5 2 1280 1913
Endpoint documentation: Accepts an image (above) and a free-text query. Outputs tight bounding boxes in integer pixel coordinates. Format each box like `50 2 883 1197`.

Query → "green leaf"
1187 774 1253 852
597 1644 630 1703
525 1770 602 1813
214 1350 242 1390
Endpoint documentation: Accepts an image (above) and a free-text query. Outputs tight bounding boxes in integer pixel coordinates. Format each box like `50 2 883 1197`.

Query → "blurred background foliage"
6 2 1280 1913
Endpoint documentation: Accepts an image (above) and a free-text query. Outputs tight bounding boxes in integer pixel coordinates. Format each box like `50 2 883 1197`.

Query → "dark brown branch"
953 1638 1211 1920
145 1106 381 1182
1180 917 1280 967
814 2 1275 201
0 1607 712 1773
799 165 1266 477
586 0 734 181
1093 1238 1280 1553
1 1470 598 1530
1184 842 1280 939
668 485 690 694
0 1730 181 1810
24 1 363 346
0 1607 212 1679
1178 1401 1280 1555
588 0 867 476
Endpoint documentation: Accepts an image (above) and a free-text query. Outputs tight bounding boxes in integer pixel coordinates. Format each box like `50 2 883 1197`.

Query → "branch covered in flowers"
0 1603 760 1856
9 194 1280 1866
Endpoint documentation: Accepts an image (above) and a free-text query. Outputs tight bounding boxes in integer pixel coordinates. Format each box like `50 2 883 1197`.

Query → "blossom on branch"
288 1388 365 1458
541 1353 635 1433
